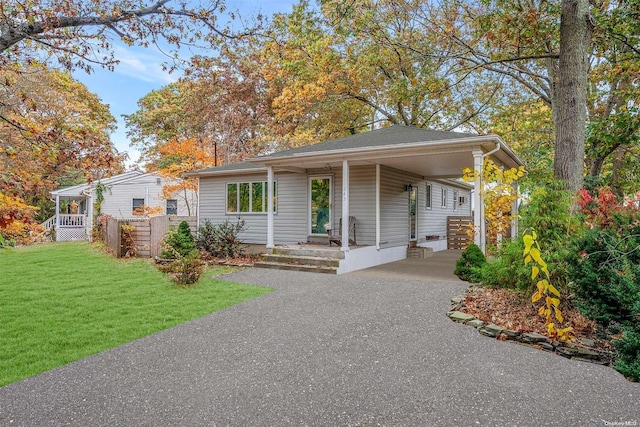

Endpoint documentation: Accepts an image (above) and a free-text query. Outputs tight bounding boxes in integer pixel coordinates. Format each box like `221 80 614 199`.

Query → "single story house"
47 171 197 241
189 125 524 273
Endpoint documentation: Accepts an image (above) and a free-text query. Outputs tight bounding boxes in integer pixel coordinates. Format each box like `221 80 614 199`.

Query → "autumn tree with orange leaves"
0 67 123 221
147 138 216 216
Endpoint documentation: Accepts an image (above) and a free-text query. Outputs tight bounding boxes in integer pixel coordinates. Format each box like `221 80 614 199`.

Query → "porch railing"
41 215 56 231
59 214 86 227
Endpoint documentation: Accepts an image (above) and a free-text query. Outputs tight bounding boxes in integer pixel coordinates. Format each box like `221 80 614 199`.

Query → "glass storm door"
409 186 417 241
310 176 332 235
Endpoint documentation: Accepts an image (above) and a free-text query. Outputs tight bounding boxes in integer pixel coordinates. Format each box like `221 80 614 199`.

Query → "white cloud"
111 45 181 85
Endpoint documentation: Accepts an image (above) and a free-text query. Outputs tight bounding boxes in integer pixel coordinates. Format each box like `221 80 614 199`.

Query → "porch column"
55 194 60 243
86 195 94 242
472 149 484 252
511 181 519 239
375 163 381 250
341 160 350 252
266 166 274 249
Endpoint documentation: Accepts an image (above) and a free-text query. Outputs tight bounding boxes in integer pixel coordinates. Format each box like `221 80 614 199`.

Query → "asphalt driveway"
0 263 638 426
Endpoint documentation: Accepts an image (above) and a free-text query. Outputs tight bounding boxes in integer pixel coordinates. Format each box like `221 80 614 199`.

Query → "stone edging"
447 289 614 365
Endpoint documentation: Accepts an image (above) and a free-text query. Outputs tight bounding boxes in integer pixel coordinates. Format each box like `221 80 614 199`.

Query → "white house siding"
197 165 470 249
417 180 472 244
379 166 416 249
198 171 309 244
99 174 195 219
274 172 308 243
323 165 376 246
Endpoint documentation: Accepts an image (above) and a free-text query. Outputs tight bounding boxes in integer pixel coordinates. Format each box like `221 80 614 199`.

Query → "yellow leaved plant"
523 229 574 342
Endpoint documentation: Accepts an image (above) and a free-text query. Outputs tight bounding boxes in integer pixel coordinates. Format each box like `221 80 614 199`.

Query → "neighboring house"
189 125 524 273
47 171 197 241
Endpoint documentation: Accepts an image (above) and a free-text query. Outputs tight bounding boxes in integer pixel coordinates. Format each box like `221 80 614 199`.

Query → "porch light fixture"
404 183 413 192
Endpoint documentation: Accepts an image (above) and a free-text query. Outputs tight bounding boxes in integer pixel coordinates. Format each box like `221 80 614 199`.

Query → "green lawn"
0 242 271 387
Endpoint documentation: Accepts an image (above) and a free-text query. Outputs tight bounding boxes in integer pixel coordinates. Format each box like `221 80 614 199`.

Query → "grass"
0 242 272 387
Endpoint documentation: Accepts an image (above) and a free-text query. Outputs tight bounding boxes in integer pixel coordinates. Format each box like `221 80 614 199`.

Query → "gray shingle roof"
259 125 477 159
191 161 265 175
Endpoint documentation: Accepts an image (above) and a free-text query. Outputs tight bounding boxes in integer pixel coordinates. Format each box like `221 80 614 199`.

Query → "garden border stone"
447 293 615 366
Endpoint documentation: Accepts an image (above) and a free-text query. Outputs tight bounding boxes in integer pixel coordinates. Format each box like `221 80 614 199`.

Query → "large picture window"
227 181 276 213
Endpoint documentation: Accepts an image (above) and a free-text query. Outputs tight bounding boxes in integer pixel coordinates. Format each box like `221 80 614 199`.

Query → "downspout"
376 164 381 250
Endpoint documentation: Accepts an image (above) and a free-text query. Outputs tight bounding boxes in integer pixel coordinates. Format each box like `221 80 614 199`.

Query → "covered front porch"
51 195 91 241
251 133 522 274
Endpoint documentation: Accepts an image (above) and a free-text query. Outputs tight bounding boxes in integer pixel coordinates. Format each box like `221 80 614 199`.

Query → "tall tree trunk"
610 148 626 198
553 0 592 191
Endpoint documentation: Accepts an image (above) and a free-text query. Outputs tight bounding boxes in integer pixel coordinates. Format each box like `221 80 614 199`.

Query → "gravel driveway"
0 265 637 426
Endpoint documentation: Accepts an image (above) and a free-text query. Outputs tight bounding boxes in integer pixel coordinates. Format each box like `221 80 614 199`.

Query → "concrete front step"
253 261 338 274
407 247 434 259
261 253 340 268
271 247 345 259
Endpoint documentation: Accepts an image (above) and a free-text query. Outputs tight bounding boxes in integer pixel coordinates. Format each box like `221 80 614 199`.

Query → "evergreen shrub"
454 243 486 282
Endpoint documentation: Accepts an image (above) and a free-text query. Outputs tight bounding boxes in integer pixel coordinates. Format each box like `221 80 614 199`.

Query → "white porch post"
511 181 519 239
472 150 484 252
55 194 60 242
341 160 350 252
375 163 381 250
86 195 93 241
266 166 275 249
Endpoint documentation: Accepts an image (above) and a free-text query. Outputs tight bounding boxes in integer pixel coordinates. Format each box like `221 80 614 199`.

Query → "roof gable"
50 171 145 196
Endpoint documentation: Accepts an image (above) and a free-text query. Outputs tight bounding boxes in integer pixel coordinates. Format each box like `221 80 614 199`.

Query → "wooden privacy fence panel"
149 216 197 258
447 216 473 250
102 216 121 257
102 216 196 258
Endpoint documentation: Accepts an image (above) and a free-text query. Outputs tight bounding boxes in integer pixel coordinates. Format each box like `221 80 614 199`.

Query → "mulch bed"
460 287 615 355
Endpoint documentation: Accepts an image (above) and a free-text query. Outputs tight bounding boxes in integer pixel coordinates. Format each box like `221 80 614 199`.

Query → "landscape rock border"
447 287 614 366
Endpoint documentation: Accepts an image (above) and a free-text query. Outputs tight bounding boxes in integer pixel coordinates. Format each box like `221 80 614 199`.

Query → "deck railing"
59 214 86 227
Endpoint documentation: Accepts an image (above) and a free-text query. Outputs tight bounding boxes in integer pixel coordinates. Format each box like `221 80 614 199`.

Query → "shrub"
158 252 203 285
520 181 577 245
482 182 576 294
567 218 640 381
614 326 640 382
479 238 530 290
454 243 486 282
161 221 196 259
120 223 137 258
567 227 640 327
196 218 246 258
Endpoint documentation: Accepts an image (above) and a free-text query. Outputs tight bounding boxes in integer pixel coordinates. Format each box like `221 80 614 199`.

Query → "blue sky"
73 1 296 168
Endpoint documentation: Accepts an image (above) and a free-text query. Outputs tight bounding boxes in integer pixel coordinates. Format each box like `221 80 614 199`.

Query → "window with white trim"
453 190 459 212
132 198 145 214
441 188 447 208
166 199 178 215
226 181 276 213
425 183 432 209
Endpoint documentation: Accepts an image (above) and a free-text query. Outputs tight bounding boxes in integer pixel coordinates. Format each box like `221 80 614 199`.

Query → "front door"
409 185 417 241
309 176 332 235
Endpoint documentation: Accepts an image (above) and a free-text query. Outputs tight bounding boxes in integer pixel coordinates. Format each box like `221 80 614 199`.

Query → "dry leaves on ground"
461 287 613 352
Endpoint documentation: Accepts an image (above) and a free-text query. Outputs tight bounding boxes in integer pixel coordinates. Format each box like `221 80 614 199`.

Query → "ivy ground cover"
0 242 271 387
